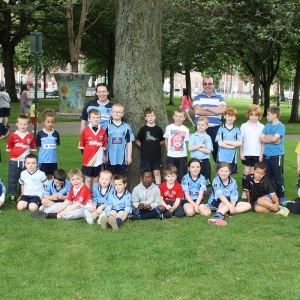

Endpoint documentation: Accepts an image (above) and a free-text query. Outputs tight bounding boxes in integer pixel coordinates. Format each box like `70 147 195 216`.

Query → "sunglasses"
203 83 213 86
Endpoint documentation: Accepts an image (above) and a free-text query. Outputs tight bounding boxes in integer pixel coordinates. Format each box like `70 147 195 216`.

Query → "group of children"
0 84 299 227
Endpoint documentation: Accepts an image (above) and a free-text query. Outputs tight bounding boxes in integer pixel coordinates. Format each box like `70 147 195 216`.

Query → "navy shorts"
39 163 57 175
182 199 205 206
209 196 239 210
140 160 161 171
19 195 41 206
253 194 272 206
108 209 124 214
241 156 259 167
106 164 128 175
0 107 10 117
82 165 102 177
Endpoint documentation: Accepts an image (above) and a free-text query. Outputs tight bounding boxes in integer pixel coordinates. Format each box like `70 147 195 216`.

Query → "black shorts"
82 165 102 177
199 159 211 186
39 163 57 175
140 160 161 171
0 107 10 117
106 164 128 175
182 199 205 206
19 195 41 206
241 156 259 167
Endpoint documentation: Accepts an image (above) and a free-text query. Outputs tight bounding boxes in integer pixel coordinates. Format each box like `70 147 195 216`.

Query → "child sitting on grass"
128 169 166 220
181 158 211 217
207 162 251 226
17 154 48 212
246 162 289 217
159 165 184 218
0 179 6 211
83 170 114 224
31 168 92 219
282 177 300 214
100 173 132 230
40 169 71 212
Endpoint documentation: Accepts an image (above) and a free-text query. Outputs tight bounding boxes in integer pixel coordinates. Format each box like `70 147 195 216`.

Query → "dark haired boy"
246 162 289 216
260 106 286 203
159 165 184 218
40 169 71 211
136 107 164 184
128 169 166 220
17 154 48 212
100 174 131 230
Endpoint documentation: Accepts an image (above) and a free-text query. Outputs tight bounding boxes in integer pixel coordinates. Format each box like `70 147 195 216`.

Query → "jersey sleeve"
125 125 135 143
55 131 61 146
124 193 132 214
102 129 107 149
158 126 164 142
30 134 36 151
80 102 90 121
36 132 42 147
6 134 13 152
78 130 86 149
230 179 239 201
215 127 222 142
181 174 189 192
175 183 184 198
236 128 243 140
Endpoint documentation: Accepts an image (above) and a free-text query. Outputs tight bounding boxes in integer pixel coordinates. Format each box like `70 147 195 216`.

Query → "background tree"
114 0 168 188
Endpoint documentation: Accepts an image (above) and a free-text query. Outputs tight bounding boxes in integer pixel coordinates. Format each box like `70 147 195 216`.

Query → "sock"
46 213 58 219
134 209 140 215
213 212 223 219
116 217 123 227
140 208 161 220
242 174 247 190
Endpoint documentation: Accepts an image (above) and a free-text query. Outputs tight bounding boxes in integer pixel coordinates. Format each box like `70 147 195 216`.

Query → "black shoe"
31 211 48 218
156 214 164 220
128 214 140 220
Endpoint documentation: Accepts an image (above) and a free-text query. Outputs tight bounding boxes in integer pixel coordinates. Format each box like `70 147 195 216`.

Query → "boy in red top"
6 115 36 203
159 165 185 218
31 168 92 219
78 109 107 190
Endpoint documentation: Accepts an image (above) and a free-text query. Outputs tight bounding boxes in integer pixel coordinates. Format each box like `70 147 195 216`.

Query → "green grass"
1 135 300 299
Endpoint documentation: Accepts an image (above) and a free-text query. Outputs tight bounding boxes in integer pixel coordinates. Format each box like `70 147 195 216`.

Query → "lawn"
0 98 300 299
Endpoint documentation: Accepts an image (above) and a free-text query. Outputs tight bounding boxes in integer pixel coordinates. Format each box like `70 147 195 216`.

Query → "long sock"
116 217 123 227
213 212 223 219
242 174 247 191
140 208 161 220
134 209 140 216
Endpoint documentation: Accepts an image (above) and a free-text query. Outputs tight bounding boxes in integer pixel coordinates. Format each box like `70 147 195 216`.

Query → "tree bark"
185 66 192 99
114 0 168 189
168 68 174 105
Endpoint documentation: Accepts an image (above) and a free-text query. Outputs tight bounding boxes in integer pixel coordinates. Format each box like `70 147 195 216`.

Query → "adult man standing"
192 76 226 162
80 83 113 132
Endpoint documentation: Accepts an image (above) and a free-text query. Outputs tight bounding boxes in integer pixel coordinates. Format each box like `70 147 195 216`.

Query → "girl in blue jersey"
207 162 251 226
181 158 211 217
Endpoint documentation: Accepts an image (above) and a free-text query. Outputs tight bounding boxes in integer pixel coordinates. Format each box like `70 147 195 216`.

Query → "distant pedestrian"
20 84 31 117
180 88 194 127
0 86 11 127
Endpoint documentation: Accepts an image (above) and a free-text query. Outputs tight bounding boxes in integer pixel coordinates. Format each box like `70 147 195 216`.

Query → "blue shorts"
253 194 272 206
241 156 259 167
82 165 102 177
209 196 239 211
182 199 205 206
106 164 128 175
20 195 41 206
39 163 57 175
140 160 161 171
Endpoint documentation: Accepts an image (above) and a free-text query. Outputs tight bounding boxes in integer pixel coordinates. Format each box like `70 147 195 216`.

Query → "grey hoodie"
131 182 161 209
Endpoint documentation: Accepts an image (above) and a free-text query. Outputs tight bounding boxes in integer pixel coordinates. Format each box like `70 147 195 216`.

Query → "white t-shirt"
163 123 189 157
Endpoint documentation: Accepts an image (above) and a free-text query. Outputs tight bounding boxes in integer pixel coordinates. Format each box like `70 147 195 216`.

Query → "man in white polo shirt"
193 76 226 162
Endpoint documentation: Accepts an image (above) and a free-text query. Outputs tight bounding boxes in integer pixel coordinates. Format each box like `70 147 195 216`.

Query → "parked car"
46 89 59 98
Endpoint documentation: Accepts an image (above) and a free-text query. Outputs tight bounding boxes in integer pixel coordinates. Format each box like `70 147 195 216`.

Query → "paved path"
5 122 300 140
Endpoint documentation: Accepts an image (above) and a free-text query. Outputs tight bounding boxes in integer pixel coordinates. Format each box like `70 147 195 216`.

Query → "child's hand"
102 156 107 164
193 203 200 213
138 203 144 209
169 205 175 212
59 211 67 217
166 204 172 211
144 204 151 210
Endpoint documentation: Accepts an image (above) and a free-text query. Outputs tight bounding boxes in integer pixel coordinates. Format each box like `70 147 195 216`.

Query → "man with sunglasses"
192 76 226 162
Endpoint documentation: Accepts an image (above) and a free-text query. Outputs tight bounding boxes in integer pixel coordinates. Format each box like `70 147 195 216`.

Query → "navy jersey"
36 129 60 164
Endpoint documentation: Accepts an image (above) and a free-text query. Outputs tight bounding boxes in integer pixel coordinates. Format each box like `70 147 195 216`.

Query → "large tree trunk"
253 55 261 105
114 0 168 189
289 40 300 123
168 68 174 105
185 66 192 99
2 43 18 103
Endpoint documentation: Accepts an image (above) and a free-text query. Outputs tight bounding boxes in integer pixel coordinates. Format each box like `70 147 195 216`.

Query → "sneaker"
83 208 94 224
207 218 228 226
100 215 108 230
9 195 16 203
97 212 106 225
241 191 247 200
276 206 290 217
279 197 286 204
31 211 48 218
127 214 140 220
281 200 295 207
107 216 119 230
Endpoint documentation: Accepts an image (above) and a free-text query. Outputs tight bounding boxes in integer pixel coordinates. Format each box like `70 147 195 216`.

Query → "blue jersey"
42 178 71 197
189 132 213 160
36 129 60 164
92 183 114 205
105 121 135 165
215 125 242 164
80 100 113 128
181 173 206 200
208 176 238 205
0 179 6 196
105 189 132 214
262 122 285 156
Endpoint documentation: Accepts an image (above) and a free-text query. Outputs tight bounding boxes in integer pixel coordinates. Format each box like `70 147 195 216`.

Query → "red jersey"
159 181 184 202
6 131 36 161
66 184 92 207
78 125 107 167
